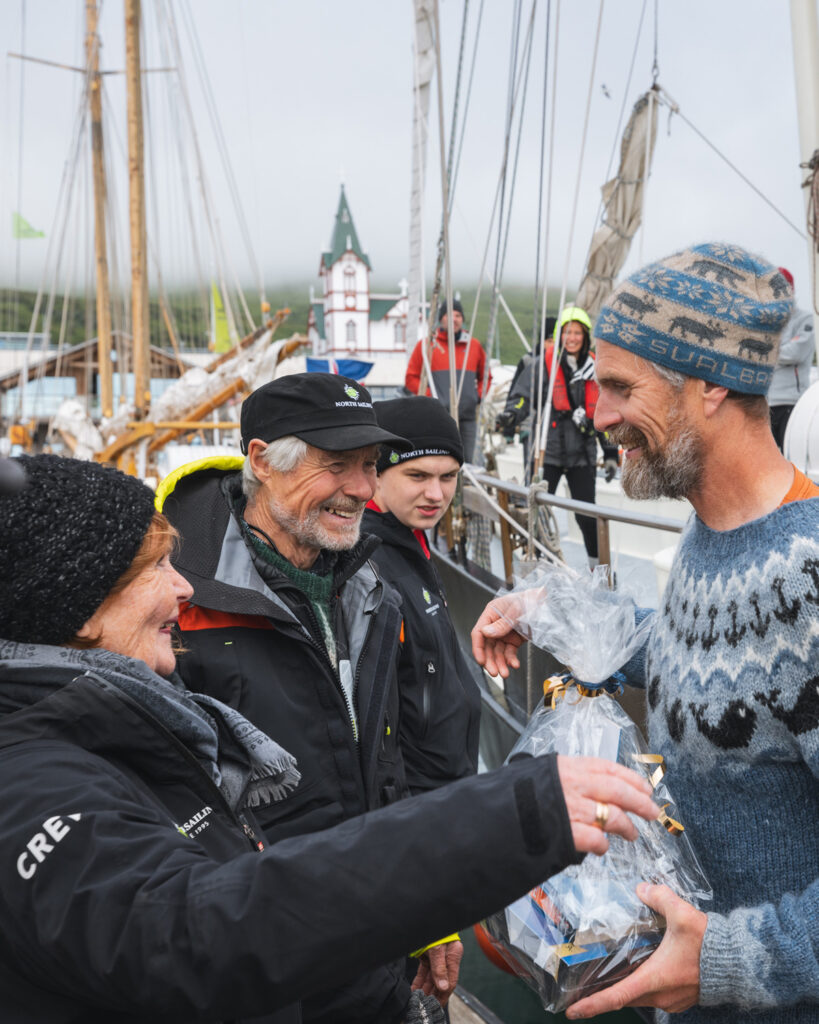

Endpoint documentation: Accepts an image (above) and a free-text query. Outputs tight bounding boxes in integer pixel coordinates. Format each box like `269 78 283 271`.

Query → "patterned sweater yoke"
625 497 819 1024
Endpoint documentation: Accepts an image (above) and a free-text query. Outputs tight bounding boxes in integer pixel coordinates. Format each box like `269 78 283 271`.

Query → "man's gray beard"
619 414 704 501
266 495 363 552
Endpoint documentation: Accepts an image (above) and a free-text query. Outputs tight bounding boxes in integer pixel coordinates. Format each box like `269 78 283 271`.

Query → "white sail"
575 89 659 319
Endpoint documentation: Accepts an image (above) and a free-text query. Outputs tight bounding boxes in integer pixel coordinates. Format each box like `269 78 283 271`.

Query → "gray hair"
647 360 768 419
242 435 309 500
648 362 687 390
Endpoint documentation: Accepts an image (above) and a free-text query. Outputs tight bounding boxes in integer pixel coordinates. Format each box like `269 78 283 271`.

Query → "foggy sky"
1 1 813 308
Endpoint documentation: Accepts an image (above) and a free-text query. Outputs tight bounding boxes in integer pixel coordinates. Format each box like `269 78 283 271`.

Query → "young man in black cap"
404 298 491 462
160 372 454 1024
365 396 481 797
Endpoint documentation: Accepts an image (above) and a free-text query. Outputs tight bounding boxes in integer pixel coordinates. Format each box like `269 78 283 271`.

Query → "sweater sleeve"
405 341 424 394
699 880 819 1010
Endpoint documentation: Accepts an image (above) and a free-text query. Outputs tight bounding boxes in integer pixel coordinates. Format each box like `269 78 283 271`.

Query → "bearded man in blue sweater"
472 242 819 1024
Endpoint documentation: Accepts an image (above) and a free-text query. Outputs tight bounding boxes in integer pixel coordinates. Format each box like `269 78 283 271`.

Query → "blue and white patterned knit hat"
595 242 793 395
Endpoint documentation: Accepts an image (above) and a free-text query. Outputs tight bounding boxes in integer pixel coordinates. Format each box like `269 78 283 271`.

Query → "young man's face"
374 455 460 530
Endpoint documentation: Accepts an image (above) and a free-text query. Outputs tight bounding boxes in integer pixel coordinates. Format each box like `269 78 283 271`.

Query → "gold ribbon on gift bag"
630 753 684 835
542 674 602 708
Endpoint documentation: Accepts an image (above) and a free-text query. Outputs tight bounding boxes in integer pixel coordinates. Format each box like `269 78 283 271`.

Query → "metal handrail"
469 470 686 533
466 468 686 577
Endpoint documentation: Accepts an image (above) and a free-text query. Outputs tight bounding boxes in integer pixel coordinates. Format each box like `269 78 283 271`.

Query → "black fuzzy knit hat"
0 455 157 645
375 396 464 473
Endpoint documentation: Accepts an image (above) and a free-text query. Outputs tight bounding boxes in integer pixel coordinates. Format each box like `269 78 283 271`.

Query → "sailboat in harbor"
1 0 306 478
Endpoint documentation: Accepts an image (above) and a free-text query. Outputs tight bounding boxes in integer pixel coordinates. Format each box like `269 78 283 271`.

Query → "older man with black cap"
159 372 432 1024
472 243 819 1024
404 298 491 462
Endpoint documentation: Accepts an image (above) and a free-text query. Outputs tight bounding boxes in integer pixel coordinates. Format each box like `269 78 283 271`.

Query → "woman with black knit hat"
0 455 661 1023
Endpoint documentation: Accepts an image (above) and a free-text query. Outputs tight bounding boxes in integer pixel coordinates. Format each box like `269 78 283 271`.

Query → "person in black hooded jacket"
365 396 481 796
0 454 661 1024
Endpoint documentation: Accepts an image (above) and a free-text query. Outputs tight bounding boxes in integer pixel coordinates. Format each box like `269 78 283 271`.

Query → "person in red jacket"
405 299 491 462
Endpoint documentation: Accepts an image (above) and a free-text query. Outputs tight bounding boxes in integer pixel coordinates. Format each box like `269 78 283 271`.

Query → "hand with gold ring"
556 755 660 857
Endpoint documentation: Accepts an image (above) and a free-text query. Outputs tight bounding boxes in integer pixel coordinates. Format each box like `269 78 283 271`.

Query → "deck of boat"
450 987 506 1024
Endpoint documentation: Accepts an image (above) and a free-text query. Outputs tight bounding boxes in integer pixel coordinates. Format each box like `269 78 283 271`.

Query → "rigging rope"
12 0 27 336
449 0 485 208
533 0 562 472
531 0 552 353
460 1 539 408
534 0 605 470
485 0 526 366
164 0 242 343
484 0 537 378
670 104 807 241
578 0 649 278
153 0 209 347
15 77 89 420
461 463 560 562
178 0 260 329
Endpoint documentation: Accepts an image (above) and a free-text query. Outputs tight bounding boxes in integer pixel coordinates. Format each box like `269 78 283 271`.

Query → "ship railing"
462 469 685 584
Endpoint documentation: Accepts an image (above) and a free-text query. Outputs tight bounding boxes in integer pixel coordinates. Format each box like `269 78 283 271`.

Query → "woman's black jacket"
0 649 580 1023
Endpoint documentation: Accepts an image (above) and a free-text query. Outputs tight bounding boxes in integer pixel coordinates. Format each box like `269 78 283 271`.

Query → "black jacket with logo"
161 462 410 1022
362 507 481 793
0 646 580 1023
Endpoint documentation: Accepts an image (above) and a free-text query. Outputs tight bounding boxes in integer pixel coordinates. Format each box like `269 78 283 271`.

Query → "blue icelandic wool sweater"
623 497 819 1024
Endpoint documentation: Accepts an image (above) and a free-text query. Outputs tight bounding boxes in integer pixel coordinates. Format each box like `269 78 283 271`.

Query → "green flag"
12 212 45 239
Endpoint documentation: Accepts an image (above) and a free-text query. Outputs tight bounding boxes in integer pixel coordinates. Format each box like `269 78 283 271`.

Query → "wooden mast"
85 0 114 419
124 0 151 417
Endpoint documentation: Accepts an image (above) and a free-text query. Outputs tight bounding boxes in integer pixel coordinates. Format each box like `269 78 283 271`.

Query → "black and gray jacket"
161 460 410 1022
0 641 580 1023
362 507 481 794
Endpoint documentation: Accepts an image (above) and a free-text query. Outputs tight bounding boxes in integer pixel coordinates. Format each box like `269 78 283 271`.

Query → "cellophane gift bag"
481 561 711 1013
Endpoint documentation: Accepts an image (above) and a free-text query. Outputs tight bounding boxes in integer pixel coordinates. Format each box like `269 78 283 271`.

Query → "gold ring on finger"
594 801 609 829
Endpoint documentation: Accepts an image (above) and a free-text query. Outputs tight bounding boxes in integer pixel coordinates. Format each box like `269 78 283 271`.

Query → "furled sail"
575 89 659 319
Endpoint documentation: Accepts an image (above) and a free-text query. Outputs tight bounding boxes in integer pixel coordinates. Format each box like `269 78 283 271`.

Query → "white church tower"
314 186 371 356
308 186 414 364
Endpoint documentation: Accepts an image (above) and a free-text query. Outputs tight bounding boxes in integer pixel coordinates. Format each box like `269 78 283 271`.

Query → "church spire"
321 185 371 270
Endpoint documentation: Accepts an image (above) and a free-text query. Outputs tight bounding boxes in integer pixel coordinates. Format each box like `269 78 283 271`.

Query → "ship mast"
125 0 151 418
789 0 819 357
85 0 114 420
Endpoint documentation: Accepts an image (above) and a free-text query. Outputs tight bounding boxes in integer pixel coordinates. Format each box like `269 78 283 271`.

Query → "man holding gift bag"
472 243 819 1023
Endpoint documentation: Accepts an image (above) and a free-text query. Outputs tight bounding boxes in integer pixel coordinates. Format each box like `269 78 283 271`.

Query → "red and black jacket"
405 329 491 422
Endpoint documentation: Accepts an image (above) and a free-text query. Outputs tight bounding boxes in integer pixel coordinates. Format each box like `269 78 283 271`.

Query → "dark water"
459 927 645 1024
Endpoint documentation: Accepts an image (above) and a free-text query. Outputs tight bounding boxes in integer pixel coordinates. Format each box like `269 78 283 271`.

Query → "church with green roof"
307 186 420 371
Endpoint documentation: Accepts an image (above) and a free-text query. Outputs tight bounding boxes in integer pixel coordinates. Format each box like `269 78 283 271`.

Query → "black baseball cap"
240 372 411 453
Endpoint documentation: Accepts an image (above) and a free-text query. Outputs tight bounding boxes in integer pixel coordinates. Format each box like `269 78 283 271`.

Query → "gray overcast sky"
1 1 813 308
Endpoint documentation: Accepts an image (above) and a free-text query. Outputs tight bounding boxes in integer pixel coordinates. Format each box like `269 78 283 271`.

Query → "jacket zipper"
422 660 435 738
301 602 359 742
